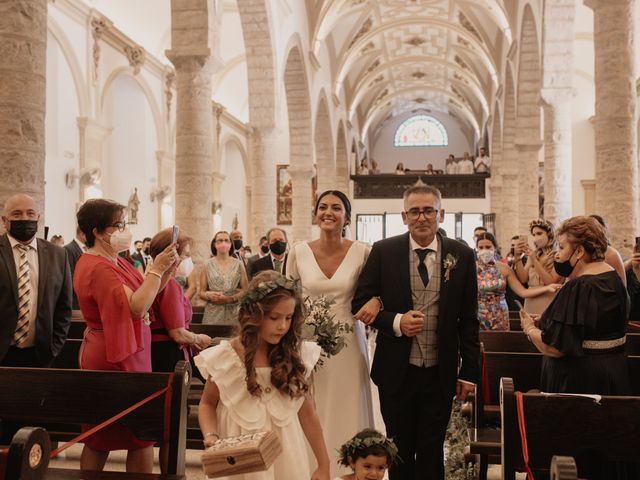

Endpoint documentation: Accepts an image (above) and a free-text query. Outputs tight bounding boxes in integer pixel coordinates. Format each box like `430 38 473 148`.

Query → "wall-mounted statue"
128 188 140 224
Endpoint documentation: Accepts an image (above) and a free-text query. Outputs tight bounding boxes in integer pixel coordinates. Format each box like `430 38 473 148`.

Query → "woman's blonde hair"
557 216 608 262
237 271 308 399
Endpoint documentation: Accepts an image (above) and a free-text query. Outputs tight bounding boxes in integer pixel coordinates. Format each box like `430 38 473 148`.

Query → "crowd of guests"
2 186 640 479
359 147 491 176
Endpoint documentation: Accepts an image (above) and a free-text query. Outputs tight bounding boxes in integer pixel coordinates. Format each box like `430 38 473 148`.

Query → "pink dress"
74 254 152 451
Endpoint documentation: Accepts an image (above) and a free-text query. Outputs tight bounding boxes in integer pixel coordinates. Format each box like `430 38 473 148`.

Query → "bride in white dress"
287 190 381 478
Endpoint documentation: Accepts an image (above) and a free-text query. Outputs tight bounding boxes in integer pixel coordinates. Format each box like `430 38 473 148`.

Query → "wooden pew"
0 426 50 480
550 456 577 480
66 321 235 341
501 377 640 479
0 362 191 479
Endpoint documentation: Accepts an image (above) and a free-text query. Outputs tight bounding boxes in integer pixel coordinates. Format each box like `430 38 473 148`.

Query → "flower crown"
238 275 300 309
529 218 554 235
338 432 400 466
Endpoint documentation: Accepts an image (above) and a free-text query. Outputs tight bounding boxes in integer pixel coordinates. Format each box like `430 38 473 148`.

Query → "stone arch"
335 121 349 194
47 16 89 118
283 41 313 242
500 65 518 248
219 133 251 180
100 67 166 151
314 90 335 194
515 4 542 231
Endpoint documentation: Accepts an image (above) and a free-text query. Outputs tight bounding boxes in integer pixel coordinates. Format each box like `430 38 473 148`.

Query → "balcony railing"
351 173 490 199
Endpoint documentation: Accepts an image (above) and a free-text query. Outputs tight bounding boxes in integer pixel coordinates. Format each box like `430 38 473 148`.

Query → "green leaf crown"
338 431 400 466
238 275 300 309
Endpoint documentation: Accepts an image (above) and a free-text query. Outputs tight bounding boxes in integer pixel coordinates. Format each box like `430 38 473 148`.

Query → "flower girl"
335 429 398 480
196 270 330 480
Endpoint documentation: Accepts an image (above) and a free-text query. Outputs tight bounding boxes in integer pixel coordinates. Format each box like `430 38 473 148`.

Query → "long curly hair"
238 271 308 399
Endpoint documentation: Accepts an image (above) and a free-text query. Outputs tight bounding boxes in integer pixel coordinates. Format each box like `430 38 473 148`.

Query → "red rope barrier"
0 447 7 480
515 391 535 480
50 373 174 458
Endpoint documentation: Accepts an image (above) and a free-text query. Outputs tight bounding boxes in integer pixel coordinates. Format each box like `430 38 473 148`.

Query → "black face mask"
260 245 270 254
144 247 150 255
554 249 578 277
269 240 287 256
232 239 243 250
8 220 38 242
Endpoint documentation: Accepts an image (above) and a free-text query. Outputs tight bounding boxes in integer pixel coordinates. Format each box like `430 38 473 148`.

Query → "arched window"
394 115 448 147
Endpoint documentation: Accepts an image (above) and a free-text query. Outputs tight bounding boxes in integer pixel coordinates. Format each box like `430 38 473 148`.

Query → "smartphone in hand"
635 236 640 253
171 225 180 245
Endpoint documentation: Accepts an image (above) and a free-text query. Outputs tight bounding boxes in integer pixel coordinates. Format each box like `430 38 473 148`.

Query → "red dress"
74 254 153 451
149 277 193 372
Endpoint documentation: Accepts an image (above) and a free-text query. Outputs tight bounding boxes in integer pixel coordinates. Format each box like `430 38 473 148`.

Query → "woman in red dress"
74 199 178 473
149 229 212 373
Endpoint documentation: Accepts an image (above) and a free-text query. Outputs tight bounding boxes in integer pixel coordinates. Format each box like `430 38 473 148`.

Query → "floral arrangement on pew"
301 294 352 370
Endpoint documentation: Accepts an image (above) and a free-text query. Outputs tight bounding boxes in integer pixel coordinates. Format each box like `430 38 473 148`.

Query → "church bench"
65 320 235 341
501 377 640 479
0 426 50 480
550 456 577 480
0 362 191 478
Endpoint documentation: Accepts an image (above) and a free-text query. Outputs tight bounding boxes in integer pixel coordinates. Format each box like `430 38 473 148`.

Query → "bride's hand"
353 297 381 325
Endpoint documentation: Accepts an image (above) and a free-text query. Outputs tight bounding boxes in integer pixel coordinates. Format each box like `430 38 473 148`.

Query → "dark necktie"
415 248 431 287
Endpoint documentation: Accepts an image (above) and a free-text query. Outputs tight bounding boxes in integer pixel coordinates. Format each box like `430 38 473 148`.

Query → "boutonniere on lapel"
442 253 458 282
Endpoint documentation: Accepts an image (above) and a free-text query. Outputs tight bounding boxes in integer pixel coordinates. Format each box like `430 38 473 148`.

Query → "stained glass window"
394 115 448 147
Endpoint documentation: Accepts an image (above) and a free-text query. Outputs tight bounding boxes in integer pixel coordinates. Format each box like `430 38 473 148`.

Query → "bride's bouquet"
301 295 353 369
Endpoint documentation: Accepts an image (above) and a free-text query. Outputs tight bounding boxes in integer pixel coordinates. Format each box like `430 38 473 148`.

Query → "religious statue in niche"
128 188 140 224
277 165 293 225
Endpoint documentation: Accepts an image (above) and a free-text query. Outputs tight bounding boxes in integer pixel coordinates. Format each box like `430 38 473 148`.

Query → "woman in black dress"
520 216 630 395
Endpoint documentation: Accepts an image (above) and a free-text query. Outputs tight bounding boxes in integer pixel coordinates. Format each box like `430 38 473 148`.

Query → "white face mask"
176 256 194 277
477 249 495 264
107 229 132 253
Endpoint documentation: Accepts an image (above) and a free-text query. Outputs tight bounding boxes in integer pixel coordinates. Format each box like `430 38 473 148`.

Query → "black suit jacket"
63 240 83 309
131 251 146 270
0 235 72 365
352 232 479 396
250 254 288 278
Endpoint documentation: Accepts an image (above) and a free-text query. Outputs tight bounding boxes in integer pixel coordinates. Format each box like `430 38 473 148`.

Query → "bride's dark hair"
238 271 308 399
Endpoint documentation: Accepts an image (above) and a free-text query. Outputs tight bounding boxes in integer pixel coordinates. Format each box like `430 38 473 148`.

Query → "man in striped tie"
0 194 72 367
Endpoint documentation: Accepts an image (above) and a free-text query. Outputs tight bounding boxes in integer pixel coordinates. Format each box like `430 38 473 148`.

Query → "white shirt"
458 159 475 174
392 235 439 337
446 162 458 174
8 234 39 348
474 155 491 172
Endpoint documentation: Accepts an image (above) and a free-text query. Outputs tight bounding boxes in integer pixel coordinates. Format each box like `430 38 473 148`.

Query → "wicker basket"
201 431 283 477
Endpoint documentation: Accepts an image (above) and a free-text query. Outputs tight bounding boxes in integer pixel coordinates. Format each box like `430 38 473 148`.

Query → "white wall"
220 141 247 233
45 31 81 240
370 111 473 173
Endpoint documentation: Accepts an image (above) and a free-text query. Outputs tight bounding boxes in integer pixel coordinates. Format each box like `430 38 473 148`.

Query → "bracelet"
147 270 162 280
190 333 197 345
204 432 220 439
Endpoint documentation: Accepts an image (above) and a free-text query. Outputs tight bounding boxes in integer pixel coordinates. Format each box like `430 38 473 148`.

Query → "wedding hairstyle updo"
237 270 308 399
557 216 608 262
314 190 352 237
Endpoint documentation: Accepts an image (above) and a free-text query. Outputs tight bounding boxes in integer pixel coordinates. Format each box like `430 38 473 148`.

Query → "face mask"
216 242 231 254
107 229 132 253
8 220 38 242
260 245 270 255
136 247 142 252
269 240 287 256
232 239 243 250
176 257 194 277
554 249 578 277
533 236 548 249
143 247 150 255
477 249 495 264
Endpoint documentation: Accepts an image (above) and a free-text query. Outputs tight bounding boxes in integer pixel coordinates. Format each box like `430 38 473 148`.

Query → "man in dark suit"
246 236 269 276
0 194 72 367
249 228 288 278
352 184 479 480
63 226 86 309
131 239 146 270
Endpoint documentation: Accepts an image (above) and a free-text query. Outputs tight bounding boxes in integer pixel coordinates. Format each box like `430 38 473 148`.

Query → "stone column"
501 116 519 243
155 150 174 228
515 141 542 233
248 128 279 246
288 165 314 243
0 0 47 217
585 0 638 256
166 0 217 263
540 89 573 224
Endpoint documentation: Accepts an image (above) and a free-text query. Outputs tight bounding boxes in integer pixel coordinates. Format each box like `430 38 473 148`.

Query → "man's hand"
400 310 425 337
456 380 474 401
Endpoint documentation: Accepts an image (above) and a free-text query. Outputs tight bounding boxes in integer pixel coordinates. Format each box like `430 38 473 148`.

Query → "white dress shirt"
8 234 39 348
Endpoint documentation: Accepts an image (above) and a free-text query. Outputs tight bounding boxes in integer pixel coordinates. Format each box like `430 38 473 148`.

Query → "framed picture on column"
277 165 292 225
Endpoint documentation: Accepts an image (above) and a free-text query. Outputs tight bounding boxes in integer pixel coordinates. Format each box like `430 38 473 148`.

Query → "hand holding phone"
171 225 180 245
635 236 640 253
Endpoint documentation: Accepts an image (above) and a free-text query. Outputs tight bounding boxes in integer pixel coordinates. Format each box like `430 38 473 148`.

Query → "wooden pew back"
501 377 640 479
0 362 191 476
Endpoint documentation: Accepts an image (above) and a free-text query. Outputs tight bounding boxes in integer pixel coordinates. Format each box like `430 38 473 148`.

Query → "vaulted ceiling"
308 0 513 143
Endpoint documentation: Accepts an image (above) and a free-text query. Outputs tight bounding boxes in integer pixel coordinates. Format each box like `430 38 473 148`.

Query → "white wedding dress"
287 241 375 478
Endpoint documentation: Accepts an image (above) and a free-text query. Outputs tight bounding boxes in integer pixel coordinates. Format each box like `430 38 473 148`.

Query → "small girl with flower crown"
196 270 330 480
335 429 398 480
